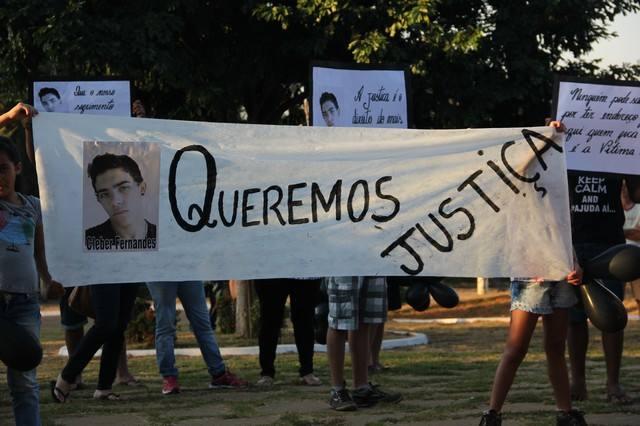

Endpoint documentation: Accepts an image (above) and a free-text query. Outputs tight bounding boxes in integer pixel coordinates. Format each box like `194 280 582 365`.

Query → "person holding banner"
480 270 585 426
326 276 402 411
0 115 64 425
19 100 144 391
52 144 156 401
480 122 587 426
254 278 322 387
567 172 640 405
51 279 139 402
146 280 248 394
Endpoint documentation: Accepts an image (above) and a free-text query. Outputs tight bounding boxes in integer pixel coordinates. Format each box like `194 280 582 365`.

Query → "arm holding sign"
0 102 37 128
479 118 586 425
0 103 38 166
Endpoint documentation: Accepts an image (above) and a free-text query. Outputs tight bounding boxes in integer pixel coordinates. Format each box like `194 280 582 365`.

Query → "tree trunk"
233 280 254 338
476 277 489 295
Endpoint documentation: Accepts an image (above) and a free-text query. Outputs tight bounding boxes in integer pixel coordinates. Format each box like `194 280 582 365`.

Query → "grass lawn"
1 291 639 425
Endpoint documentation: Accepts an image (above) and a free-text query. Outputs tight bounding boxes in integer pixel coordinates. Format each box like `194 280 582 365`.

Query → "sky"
585 11 640 67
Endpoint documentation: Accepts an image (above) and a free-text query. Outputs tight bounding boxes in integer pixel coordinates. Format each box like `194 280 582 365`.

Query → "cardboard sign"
32 79 131 116
311 63 411 128
553 76 640 175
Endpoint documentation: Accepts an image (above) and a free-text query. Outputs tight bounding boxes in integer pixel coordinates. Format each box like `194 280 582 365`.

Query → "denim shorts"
60 287 88 330
510 279 578 315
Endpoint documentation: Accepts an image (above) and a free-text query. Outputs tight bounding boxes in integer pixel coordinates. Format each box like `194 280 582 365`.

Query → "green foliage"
125 296 156 346
1 0 639 128
216 288 236 334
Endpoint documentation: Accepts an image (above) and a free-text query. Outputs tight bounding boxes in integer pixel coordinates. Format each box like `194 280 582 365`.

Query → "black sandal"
50 380 69 403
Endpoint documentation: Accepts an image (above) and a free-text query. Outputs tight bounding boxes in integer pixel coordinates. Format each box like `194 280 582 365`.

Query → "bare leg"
65 328 84 385
488 310 539 412
327 327 348 387
542 309 572 412
115 342 136 384
368 322 384 369
567 321 589 400
349 323 370 389
602 329 628 402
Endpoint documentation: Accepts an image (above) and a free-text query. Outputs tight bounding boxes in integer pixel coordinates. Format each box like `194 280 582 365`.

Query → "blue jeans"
147 281 225 378
0 293 41 426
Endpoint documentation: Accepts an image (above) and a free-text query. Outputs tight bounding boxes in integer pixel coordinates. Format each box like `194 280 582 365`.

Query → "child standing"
479 270 586 426
1 102 63 426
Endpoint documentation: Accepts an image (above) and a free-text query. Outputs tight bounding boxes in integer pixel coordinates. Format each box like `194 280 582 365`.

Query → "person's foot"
93 389 122 401
162 376 180 395
556 409 587 426
209 369 249 389
51 375 74 402
329 388 357 411
256 375 274 387
368 363 389 374
50 378 71 404
606 384 632 405
352 383 402 407
299 373 321 386
479 409 502 426
570 381 588 401
116 375 143 387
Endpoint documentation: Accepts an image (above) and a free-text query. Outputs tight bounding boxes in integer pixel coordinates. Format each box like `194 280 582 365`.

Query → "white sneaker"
300 373 321 386
256 375 274 387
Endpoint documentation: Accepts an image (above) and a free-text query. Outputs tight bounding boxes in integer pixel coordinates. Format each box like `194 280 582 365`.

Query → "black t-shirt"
568 171 625 245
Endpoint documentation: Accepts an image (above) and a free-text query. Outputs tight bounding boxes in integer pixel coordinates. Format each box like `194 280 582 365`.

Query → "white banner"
33 114 572 285
32 80 131 116
554 78 640 175
311 65 409 128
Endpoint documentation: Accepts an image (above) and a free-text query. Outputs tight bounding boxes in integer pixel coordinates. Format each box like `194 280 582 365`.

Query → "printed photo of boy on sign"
83 141 159 252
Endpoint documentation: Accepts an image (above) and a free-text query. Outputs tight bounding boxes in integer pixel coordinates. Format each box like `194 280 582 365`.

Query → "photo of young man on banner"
83 141 159 252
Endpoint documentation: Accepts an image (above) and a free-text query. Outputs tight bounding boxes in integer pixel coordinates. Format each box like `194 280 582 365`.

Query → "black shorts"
60 287 88 330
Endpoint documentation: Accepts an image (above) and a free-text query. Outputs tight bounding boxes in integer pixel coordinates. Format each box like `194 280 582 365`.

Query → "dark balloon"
406 283 430 311
387 281 402 311
579 279 628 333
428 281 459 309
387 276 441 287
0 317 43 372
583 244 640 282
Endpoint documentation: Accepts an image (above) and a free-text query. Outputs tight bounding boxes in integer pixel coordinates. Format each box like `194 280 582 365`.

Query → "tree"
2 1 638 128
2 0 638 331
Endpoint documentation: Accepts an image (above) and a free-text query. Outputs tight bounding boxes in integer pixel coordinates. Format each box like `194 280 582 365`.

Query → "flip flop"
50 381 69 404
